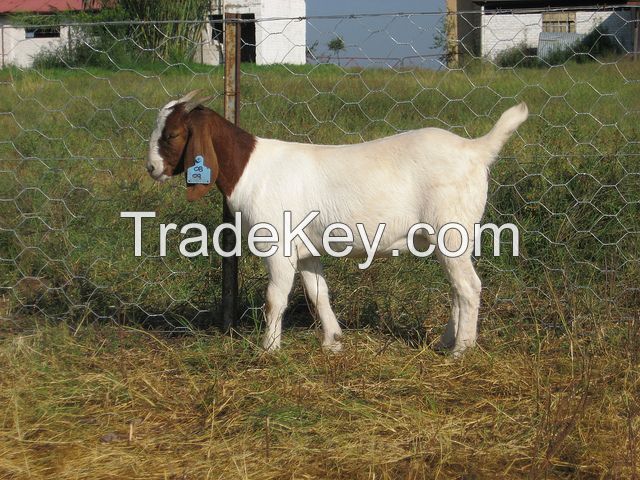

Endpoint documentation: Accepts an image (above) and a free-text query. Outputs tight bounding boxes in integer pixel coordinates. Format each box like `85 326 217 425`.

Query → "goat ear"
184 120 218 202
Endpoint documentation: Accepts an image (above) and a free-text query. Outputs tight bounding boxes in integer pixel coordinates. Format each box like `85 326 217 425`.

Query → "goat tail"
480 102 528 164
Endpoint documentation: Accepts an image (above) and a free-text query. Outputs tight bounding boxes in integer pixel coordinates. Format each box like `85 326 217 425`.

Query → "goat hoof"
439 338 455 349
323 341 343 354
451 348 465 359
262 339 281 352
434 337 454 352
451 342 475 358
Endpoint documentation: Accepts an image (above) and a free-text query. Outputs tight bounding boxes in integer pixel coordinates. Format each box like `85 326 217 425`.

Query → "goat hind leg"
438 254 481 356
299 257 342 352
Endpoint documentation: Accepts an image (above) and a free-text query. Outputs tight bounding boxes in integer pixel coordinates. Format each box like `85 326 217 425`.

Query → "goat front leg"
437 289 459 350
299 257 342 352
262 256 296 351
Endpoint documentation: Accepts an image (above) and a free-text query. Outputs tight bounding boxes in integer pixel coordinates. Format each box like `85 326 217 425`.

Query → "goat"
147 90 528 355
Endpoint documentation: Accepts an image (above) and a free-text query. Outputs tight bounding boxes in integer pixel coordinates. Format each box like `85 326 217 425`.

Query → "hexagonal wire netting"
0 7 638 338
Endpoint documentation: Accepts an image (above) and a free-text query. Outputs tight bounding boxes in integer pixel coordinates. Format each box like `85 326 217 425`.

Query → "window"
210 15 223 43
25 27 61 39
240 13 256 64
542 12 576 33
209 13 256 63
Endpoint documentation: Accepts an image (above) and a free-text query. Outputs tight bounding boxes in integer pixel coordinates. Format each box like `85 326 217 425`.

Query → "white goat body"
147 94 528 354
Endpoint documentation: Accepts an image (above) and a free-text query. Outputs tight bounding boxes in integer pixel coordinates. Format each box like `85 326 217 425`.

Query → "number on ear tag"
187 155 211 184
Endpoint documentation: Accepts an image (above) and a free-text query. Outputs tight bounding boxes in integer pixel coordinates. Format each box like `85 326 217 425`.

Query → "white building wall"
201 0 262 65
256 0 306 65
0 0 307 68
575 10 634 52
481 12 542 58
1 18 71 68
201 0 306 66
481 9 635 58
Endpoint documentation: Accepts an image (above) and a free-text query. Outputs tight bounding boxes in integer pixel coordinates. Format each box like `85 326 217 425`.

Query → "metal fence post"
1 25 5 69
221 12 241 332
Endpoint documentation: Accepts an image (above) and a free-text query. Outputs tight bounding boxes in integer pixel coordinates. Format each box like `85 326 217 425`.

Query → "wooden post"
221 12 241 332
446 0 459 67
1 25 5 69
634 7 639 62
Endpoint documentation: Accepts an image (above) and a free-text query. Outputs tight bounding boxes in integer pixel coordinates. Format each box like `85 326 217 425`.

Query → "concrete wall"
1 17 71 68
201 0 261 65
481 9 634 58
575 10 634 52
481 12 542 58
0 0 306 69
257 0 306 65
201 0 306 66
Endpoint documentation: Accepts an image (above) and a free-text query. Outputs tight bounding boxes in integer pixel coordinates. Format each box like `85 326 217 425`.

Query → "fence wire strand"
0 7 638 335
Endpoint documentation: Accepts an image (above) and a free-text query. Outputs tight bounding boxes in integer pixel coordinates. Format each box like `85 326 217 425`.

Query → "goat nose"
146 164 154 173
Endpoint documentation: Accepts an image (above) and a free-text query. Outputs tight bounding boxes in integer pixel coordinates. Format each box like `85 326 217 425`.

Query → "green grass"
1 61 638 331
0 58 639 478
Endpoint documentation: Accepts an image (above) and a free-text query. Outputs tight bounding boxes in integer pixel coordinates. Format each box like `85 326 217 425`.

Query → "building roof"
474 0 638 6
0 0 103 14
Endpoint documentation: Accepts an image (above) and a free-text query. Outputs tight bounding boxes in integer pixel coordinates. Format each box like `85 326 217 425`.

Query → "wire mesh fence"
1 6 639 339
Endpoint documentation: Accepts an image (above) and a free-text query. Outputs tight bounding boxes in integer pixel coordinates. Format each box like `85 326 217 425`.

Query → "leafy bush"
14 7 130 69
32 25 136 70
544 27 624 66
495 27 624 68
495 43 541 68
18 0 211 70
119 0 211 63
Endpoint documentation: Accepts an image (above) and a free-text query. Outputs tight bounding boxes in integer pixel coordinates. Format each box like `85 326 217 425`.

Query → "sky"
305 0 447 68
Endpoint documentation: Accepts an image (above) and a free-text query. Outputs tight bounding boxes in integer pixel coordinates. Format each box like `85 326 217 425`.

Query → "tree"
327 36 345 65
306 40 319 61
433 14 456 67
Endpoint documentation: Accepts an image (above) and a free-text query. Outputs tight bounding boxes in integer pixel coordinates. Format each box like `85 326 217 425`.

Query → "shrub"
494 43 541 68
544 27 624 66
32 22 134 70
117 0 211 64
19 0 211 70
494 27 624 69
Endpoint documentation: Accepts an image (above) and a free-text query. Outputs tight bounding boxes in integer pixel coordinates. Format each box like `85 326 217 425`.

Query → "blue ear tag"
186 155 211 184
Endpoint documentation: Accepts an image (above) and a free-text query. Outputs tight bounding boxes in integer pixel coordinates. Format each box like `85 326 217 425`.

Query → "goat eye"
163 132 179 141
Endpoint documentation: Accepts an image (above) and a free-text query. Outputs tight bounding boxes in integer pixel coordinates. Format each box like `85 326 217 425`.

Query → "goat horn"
179 89 201 103
184 96 213 113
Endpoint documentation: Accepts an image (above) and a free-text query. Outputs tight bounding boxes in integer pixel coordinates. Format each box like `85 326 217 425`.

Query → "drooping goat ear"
184 117 218 202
